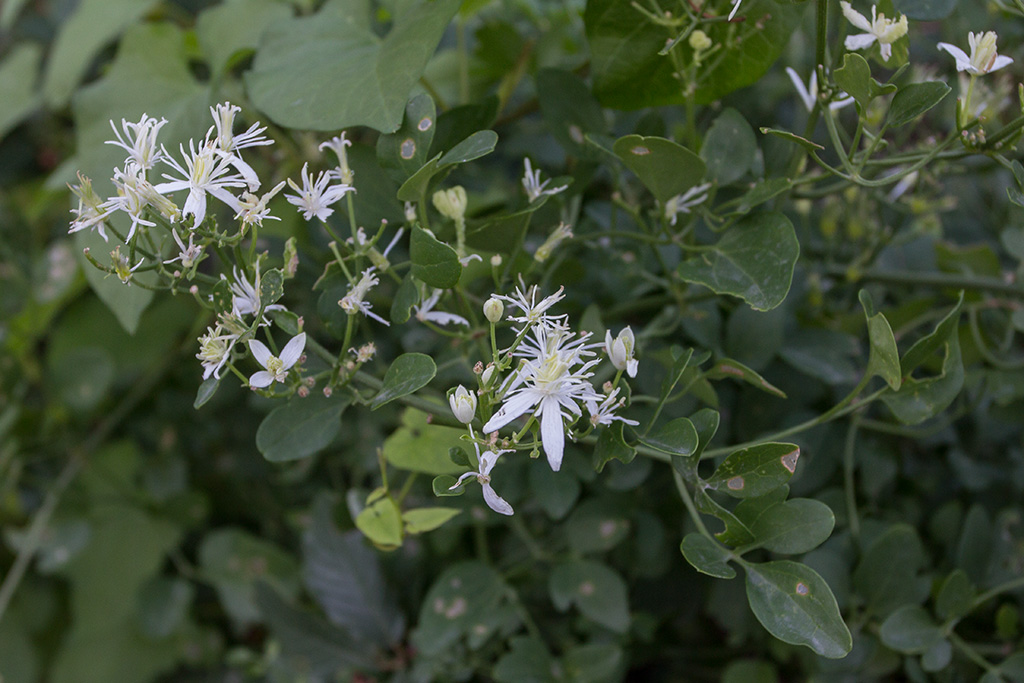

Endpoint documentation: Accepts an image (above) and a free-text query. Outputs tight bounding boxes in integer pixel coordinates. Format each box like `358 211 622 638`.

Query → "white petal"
627 359 639 378
937 42 971 71
248 338 273 368
785 67 814 111
845 33 878 51
249 371 274 388
840 2 872 32
424 311 470 326
990 55 1014 73
879 43 892 61
482 390 538 433
450 471 476 489
482 483 514 516
539 397 565 472
279 333 306 369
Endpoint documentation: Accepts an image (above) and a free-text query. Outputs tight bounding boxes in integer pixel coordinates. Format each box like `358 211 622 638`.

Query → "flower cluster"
446 284 638 515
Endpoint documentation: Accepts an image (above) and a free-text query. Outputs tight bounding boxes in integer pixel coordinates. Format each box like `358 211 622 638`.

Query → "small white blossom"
67 173 115 241
110 246 144 284
483 297 504 324
351 342 376 363
164 229 204 269
228 180 286 228
938 32 1013 76
522 158 568 203
449 385 478 424
415 289 469 326
285 162 353 222
320 133 354 184
196 324 238 380
450 446 513 516
840 2 908 62
339 268 389 326
785 67 855 113
209 102 272 191
105 114 167 171
230 262 285 319
664 183 712 226
432 186 467 223
248 333 305 388
534 222 573 263
586 388 639 428
605 327 638 378
156 139 249 229
496 284 566 326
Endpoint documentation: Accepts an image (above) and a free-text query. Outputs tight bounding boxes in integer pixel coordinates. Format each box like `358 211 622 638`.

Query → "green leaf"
536 69 608 159
893 0 956 20
743 560 853 658
677 212 799 312
409 227 461 288
355 497 404 549
888 81 951 127
936 569 976 622
370 353 437 409
705 443 800 499
390 273 420 324
303 496 404 646
383 409 466 475
706 358 786 398
680 533 737 579
922 639 953 673
258 268 285 307
245 0 461 132
760 127 824 152
403 507 461 533
135 576 193 639
900 292 963 376
562 642 625 683
702 109 758 185
256 394 350 462
690 408 720 460
193 377 220 409
859 290 902 391
377 94 437 181
612 135 706 204
195 0 292 77
879 605 943 654
493 637 557 683
749 499 835 554
694 487 755 547
550 560 630 633
881 332 963 425
833 52 896 111
0 43 41 142
411 562 510 655
638 417 698 456
432 475 463 496
42 0 160 107
852 524 926 617
565 500 631 554
593 421 636 473
438 129 499 166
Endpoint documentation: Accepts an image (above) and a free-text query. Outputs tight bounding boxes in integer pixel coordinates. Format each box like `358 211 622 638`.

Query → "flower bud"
481 364 497 387
483 297 504 323
432 186 467 223
689 30 712 52
449 385 477 424
605 326 639 377
283 237 299 279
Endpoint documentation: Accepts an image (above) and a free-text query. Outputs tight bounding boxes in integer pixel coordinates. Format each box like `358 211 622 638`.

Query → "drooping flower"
285 162 353 222
339 268 389 326
110 246 144 284
229 262 285 319
785 67 856 113
522 158 568 203
196 324 238 380
105 114 167 171
450 446 513 515
938 32 1013 76
67 173 115 241
605 327 639 378
156 139 249 229
415 289 469 326
586 388 639 428
164 229 204 269
320 133 354 184
248 332 306 388
209 102 273 190
664 183 712 226
534 222 574 263
840 1 908 62
449 385 478 424
483 321 601 471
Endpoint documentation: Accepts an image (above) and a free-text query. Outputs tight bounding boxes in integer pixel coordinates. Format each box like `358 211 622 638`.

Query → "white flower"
105 163 161 242
664 183 712 226
522 158 568 203
450 446 513 516
110 246 143 284
248 332 305 388
785 67 856 113
226 180 286 228
105 114 167 171
196 324 238 380
449 385 477 424
164 228 204 269
155 139 248 229
209 102 272 190
339 268 389 326
484 297 504 323
483 322 601 471
938 32 1013 76
496 284 566 326
67 173 115 241
230 262 285 319
605 327 638 378
586 388 639 428
285 162 353 222
840 1 908 62
320 134 354 184
534 222 573 263
432 186 467 223
415 289 469 326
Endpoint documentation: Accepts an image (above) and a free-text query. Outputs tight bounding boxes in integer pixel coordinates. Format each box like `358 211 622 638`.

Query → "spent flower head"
522 158 568 203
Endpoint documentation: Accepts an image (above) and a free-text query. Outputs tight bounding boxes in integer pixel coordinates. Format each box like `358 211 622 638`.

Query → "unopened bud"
483 297 504 323
481 364 496 387
432 186 467 223
283 237 299 278
449 385 477 424
490 254 502 267
689 30 712 51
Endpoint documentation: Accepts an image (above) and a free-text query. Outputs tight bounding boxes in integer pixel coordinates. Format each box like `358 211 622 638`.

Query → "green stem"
673 468 711 538
843 415 862 543
972 575 1024 609
823 264 1024 298
948 632 999 673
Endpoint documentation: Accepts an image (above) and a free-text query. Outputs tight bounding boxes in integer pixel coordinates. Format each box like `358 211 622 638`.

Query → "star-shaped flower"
938 31 1013 76
840 1 908 62
450 446 513 516
248 333 305 388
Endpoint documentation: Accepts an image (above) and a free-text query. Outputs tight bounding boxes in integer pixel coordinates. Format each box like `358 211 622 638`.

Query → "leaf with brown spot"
706 443 800 499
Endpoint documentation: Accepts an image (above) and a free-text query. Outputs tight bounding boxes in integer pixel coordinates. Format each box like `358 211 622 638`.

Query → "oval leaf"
680 533 736 579
706 443 800 499
612 134 705 204
409 227 461 289
256 394 350 462
749 499 835 554
888 81 951 127
371 353 437 409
